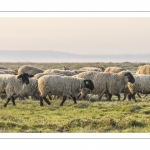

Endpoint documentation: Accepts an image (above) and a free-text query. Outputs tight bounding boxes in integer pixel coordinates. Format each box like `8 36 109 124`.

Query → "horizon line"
0 50 150 56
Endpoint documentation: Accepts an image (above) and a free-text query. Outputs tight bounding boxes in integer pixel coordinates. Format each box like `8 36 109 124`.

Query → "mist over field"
0 50 150 63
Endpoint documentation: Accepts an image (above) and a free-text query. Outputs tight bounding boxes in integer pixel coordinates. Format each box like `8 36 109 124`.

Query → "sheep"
18 65 44 75
79 67 104 72
76 71 135 101
0 71 5 74
135 65 150 98
34 72 67 101
62 66 70 70
34 72 66 79
43 69 51 74
0 67 7 70
34 73 48 79
103 67 128 100
72 70 86 74
136 65 150 74
128 74 150 102
38 75 94 106
0 73 33 107
50 69 76 76
2 70 17 75
104 67 125 73
0 93 7 100
121 85 142 101
14 77 40 101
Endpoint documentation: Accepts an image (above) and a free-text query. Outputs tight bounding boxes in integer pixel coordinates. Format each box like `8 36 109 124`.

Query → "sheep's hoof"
4 103 7 107
60 103 63 106
40 103 44 106
47 101 51 105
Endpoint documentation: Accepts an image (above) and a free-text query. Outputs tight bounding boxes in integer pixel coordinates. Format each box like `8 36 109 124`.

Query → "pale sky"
0 17 150 55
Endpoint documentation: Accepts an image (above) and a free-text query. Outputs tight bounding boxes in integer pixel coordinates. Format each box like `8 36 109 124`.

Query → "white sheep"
104 67 125 73
79 67 104 72
0 69 17 75
0 73 33 107
18 65 44 75
38 75 94 106
0 71 5 74
72 70 86 74
0 67 7 70
14 77 39 101
62 66 70 70
128 74 150 101
43 69 51 74
136 65 150 74
76 71 135 101
50 69 76 76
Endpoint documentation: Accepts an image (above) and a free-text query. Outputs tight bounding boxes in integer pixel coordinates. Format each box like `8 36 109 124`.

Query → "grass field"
1 95 150 133
0 62 150 133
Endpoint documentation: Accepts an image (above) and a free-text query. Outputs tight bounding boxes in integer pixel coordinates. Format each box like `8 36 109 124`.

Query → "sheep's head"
123 71 135 84
99 66 105 72
17 73 34 85
84 79 94 90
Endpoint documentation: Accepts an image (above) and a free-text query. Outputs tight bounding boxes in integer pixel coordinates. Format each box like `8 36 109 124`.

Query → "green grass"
1 95 150 133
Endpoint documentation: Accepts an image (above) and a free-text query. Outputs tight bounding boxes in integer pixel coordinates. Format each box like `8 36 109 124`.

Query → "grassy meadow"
0 62 150 133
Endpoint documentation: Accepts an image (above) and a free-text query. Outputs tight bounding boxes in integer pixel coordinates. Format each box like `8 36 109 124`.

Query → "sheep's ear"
29 75 34 78
17 74 22 79
84 80 89 85
12 73 18 75
123 72 128 76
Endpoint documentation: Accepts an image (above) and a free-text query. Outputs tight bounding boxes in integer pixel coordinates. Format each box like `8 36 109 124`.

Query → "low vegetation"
0 94 150 133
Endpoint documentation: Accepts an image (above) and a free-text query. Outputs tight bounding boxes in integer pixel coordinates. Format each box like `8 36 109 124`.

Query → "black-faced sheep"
38 75 94 106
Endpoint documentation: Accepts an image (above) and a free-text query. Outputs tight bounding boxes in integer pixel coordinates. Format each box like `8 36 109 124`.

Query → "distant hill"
0 50 150 62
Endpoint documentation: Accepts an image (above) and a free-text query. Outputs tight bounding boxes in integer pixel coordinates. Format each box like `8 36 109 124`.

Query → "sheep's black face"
17 73 33 85
124 72 135 84
84 80 94 90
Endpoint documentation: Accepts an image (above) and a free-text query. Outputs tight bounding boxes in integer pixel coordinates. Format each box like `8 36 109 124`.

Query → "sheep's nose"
25 81 29 85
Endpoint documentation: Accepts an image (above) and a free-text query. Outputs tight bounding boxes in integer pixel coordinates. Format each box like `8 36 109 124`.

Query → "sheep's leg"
4 98 11 107
60 96 67 106
77 93 81 99
82 95 87 100
132 94 137 102
115 94 120 101
123 92 128 101
129 93 137 102
128 94 132 100
137 93 141 98
11 96 16 106
48 94 53 100
40 97 44 106
143 94 148 98
107 93 112 101
70 95 77 104
43 96 51 105
98 93 104 101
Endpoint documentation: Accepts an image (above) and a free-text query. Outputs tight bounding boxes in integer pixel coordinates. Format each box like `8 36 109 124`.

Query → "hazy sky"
0 17 150 55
